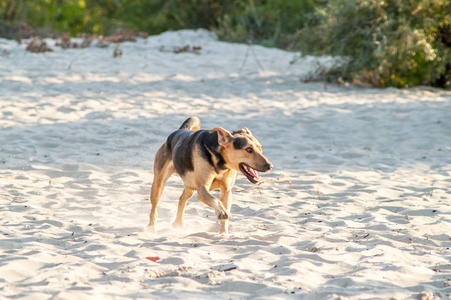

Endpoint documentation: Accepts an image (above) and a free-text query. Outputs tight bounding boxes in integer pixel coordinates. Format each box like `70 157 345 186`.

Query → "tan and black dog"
148 117 272 235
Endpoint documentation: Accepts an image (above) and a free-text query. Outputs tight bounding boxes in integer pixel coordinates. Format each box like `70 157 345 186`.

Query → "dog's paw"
217 210 230 220
172 220 185 229
147 224 157 234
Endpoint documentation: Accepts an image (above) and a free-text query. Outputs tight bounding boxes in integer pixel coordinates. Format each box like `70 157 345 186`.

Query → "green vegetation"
1 0 450 89
0 0 315 45
299 0 451 88
2 0 91 36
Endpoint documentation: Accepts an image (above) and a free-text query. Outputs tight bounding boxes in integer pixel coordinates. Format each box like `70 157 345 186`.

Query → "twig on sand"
113 44 122 57
173 45 202 54
234 177 292 195
26 37 53 53
159 45 202 54
239 40 264 72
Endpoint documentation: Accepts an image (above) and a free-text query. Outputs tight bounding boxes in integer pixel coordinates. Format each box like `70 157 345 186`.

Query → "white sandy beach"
1 29 451 299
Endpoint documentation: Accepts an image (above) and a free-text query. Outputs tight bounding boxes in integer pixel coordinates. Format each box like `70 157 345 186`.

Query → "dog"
148 117 272 235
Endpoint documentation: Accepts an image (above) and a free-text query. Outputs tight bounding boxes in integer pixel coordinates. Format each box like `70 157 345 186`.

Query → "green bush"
212 0 315 48
299 0 451 88
113 0 241 35
1 0 92 36
108 0 315 48
0 0 315 48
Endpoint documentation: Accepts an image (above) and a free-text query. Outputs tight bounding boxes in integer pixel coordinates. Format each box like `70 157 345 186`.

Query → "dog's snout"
264 162 273 171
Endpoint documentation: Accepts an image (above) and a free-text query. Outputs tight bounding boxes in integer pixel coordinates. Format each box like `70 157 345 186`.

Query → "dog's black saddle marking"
202 130 227 172
168 130 226 177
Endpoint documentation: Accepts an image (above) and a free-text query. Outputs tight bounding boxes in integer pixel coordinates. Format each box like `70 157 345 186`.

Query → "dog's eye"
246 147 253 153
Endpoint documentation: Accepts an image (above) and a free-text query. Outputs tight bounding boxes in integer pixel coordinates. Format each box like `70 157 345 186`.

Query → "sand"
1 29 451 299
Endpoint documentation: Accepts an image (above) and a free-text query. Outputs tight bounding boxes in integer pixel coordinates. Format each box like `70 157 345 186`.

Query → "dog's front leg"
197 186 230 220
219 189 233 235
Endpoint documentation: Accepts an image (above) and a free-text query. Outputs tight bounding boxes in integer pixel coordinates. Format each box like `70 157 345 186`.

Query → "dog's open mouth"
239 163 260 184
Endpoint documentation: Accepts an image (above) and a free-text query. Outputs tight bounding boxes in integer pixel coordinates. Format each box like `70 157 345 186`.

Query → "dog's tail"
179 117 201 131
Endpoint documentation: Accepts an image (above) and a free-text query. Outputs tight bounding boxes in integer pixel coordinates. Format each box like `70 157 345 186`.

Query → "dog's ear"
233 128 253 136
210 127 232 145
241 128 252 135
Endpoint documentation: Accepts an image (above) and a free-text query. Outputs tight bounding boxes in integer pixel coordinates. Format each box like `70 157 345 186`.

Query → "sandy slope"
1 29 451 299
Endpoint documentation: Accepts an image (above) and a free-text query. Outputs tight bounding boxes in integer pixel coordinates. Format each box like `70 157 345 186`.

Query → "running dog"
148 117 272 235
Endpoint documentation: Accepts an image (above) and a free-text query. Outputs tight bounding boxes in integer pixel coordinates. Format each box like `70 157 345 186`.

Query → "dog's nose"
264 162 272 171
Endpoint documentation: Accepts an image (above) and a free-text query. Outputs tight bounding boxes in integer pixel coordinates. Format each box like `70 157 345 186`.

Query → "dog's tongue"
247 165 260 181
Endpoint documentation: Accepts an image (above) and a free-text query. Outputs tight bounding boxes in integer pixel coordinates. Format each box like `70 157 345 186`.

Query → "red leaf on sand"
145 256 160 262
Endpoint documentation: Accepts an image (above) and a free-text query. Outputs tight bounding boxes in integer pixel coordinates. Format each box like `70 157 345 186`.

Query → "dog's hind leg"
172 187 195 229
148 145 175 233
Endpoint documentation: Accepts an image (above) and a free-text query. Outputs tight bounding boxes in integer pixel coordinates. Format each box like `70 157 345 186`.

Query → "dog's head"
210 127 272 184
